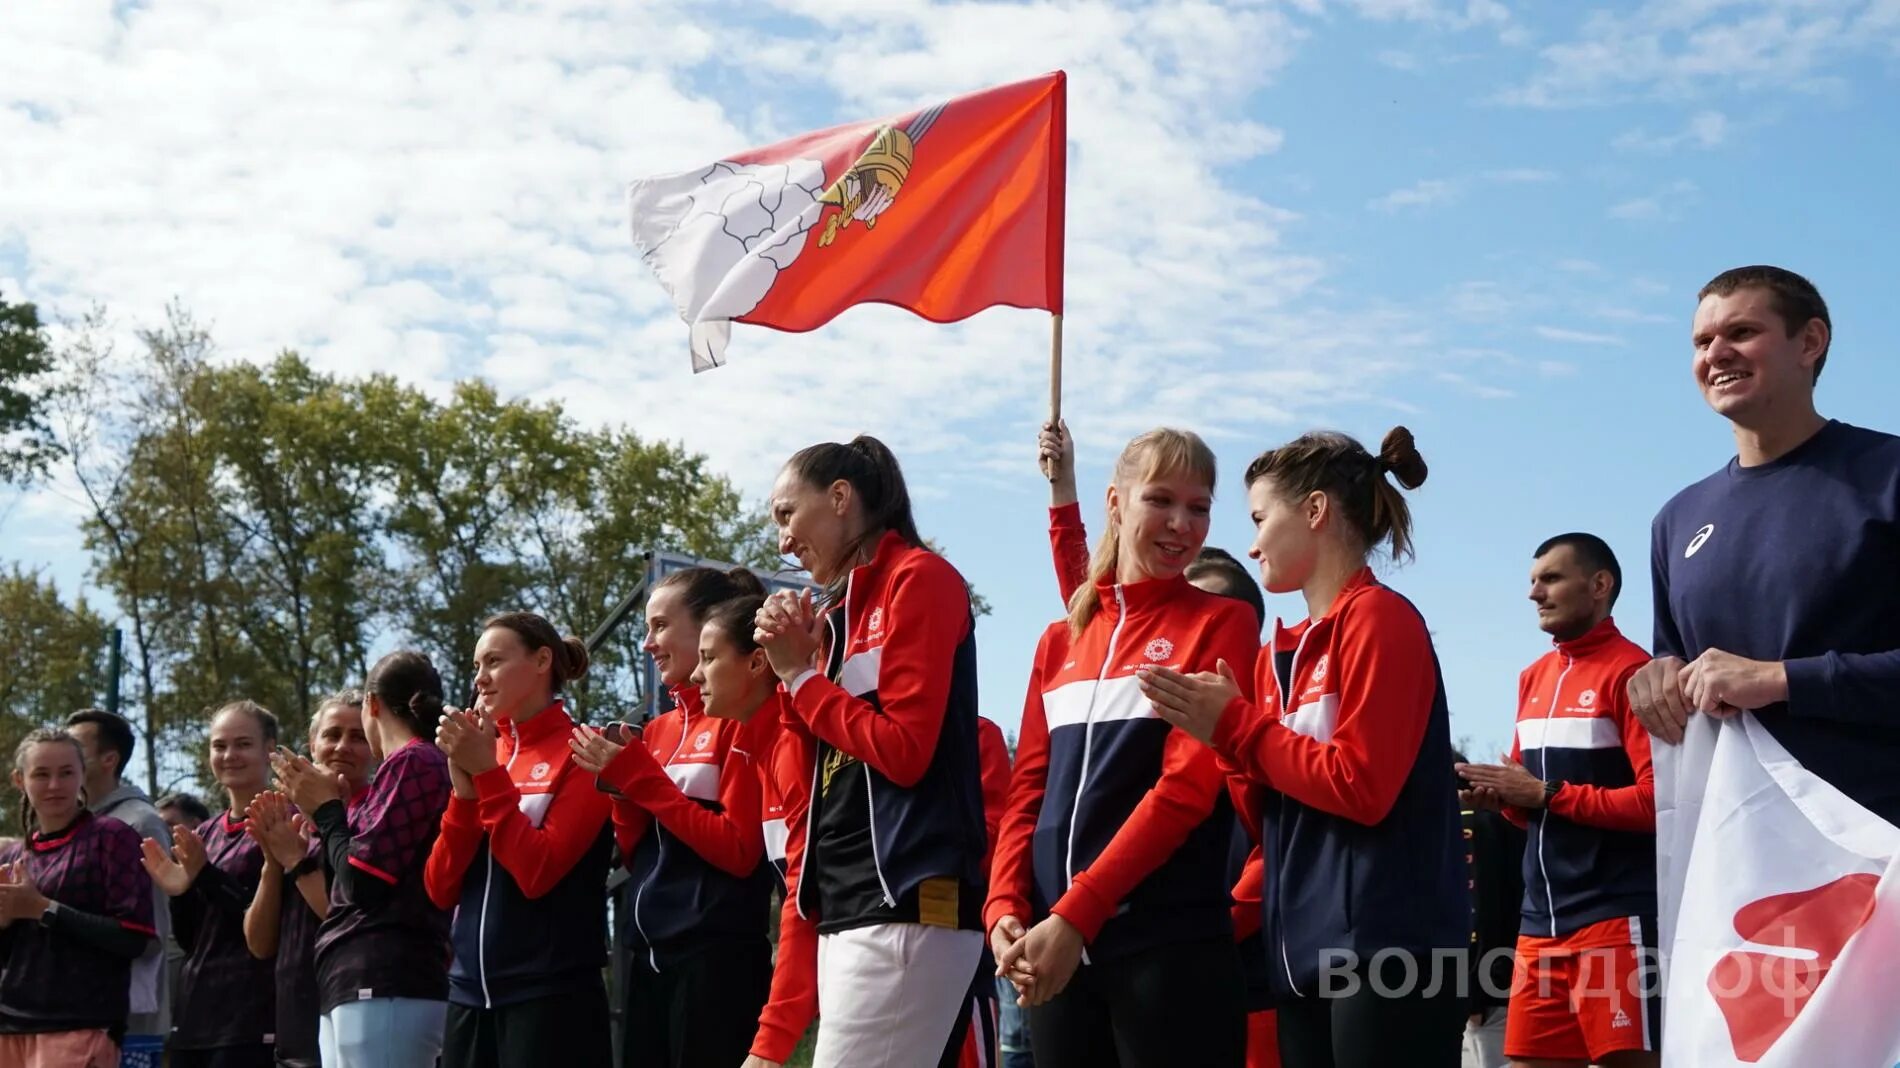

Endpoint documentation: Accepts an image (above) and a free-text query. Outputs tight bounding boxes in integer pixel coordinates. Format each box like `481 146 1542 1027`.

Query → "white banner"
1654 712 1900 1066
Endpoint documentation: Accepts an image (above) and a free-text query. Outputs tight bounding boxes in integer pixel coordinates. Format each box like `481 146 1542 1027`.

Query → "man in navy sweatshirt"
1629 265 1900 825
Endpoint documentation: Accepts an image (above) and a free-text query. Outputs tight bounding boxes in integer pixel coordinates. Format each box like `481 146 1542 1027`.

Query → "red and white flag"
627 72 1066 370
1655 712 1900 1065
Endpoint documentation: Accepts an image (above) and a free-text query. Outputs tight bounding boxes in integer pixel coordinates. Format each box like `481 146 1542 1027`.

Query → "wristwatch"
37 900 61 927
1542 779 1564 806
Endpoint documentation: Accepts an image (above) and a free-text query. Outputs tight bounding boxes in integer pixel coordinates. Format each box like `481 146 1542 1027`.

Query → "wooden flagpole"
1049 312 1063 422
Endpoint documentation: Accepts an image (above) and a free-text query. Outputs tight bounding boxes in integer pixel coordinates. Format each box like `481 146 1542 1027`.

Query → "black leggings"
1027 936 1246 1068
619 940 772 1068
1275 954 1465 1068
444 985 613 1068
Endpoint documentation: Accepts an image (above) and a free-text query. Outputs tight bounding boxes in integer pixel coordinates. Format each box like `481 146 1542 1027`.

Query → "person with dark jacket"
1 729 157 1067
990 427 1260 1068
1141 427 1467 1068
277 652 454 1068
752 435 990 1068
569 566 774 1068
142 701 282 1068
239 692 373 1068
66 708 174 1055
1451 751 1525 1068
424 613 614 1068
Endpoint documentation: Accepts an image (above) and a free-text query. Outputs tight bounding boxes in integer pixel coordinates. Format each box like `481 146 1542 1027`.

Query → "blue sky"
5 0 1900 759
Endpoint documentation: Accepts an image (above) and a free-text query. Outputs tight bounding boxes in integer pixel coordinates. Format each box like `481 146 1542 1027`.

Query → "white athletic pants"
814 922 984 1068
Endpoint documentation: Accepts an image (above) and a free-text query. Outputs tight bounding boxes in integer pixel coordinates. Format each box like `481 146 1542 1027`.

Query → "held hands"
990 914 1035 1000
245 790 313 870
0 860 51 924
141 823 207 897
996 914 1086 1008
270 747 345 816
754 589 823 686
1136 660 1242 746
1039 418 1076 501
437 707 500 776
1455 754 1545 809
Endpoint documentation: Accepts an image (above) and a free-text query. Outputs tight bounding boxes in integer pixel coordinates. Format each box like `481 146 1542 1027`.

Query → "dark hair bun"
559 636 591 683
725 566 767 599
1378 426 1428 490
408 690 445 720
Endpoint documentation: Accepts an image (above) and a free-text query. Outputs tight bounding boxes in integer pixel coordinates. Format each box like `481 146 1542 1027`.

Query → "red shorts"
1504 915 1661 1061
1246 1008 1281 1068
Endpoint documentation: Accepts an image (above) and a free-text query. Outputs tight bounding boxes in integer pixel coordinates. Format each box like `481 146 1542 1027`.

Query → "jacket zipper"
1063 586 1128 904
632 703 691 971
478 718 522 1009
1537 656 1573 938
1276 623 1317 996
845 577 899 909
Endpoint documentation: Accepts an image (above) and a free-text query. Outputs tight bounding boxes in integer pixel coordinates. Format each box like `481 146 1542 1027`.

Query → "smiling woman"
752 434 990 1068
0 728 158 1068
986 427 1260 1068
148 700 282 1068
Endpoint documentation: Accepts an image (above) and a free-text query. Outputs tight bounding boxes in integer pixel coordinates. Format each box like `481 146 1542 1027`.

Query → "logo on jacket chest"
1144 637 1174 663
1686 523 1715 558
867 606 885 635
694 730 713 751
529 761 551 781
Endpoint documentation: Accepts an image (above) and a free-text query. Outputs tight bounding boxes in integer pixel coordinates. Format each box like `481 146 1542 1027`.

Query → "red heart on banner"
1708 873 1880 1062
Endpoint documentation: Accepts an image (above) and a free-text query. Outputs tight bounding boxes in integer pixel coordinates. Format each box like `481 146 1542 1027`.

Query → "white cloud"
1534 325 1624 345
1614 109 1731 152
1369 178 1459 212
1497 2 1891 108
1608 179 1700 221
1367 168 1555 212
3 0 1515 506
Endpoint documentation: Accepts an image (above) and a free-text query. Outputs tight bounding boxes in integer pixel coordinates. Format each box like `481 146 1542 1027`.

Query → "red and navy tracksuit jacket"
988 574 1262 959
602 686 774 970
423 700 615 1009
1505 618 1655 937
1213 567 1466 999
782 530 989 929
750 691 818 1065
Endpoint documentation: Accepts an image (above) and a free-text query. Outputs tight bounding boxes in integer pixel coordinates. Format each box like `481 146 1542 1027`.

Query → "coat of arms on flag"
627 72 1066 371
1655 713 1900 1066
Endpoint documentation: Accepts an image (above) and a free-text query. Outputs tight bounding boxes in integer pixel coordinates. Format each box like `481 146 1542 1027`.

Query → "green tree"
207 354 387 738
530 429 773 720
0 293 58 484
0 568 111 823
368 378 592 704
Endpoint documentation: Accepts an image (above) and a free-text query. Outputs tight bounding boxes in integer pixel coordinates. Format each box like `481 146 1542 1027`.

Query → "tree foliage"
0 293 59 484
0 568 111 823
27 304 769 794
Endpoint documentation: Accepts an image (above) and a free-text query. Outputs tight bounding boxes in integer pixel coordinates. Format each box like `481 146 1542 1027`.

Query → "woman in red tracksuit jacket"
568 566 774 1068
641 584 813 1068
1139 428 1467 1068
752 434 990 1068
1038 418 1280 1068
988 427 1260 1068
423 612 615 1068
